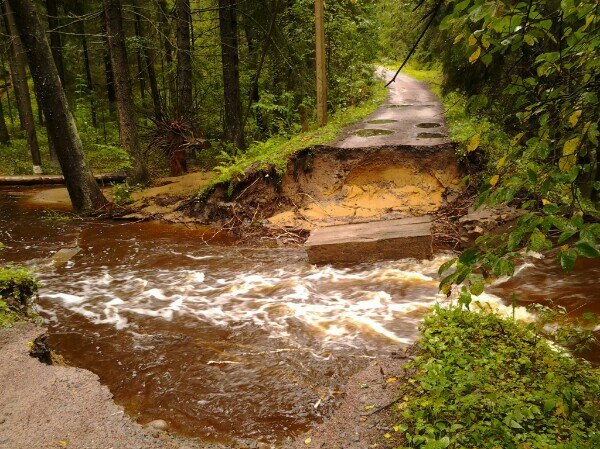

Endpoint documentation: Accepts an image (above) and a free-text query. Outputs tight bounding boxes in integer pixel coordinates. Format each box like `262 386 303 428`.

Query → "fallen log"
0 173 126 186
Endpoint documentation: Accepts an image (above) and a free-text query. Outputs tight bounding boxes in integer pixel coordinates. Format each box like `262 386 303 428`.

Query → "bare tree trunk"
32 78 58 162
175 0 192 116
74 0 97 127
6 0 107 213
157 0 173 64
101 17 116 104
132 0 146 101
45 0 65 85
0 98 9 144
218 0 244 149
156 0 173 108
133 0 161 119
3 1 42 173
142 25 163 119
145 48 163 120
0 46 14 125
103 0 148 182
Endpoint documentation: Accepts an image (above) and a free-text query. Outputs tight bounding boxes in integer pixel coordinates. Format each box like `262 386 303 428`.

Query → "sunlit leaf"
469 46 482 63
466 134 481 152
568 110 582 127
559 138 580 172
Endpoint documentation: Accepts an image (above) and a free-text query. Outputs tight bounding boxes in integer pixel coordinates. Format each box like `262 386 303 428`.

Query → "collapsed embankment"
177 143 461 237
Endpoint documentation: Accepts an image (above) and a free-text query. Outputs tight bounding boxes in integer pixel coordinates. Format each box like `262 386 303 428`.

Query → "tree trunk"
133 0 162 119
74 0 97 126
32 78 58 162
102 0 148 183
218 0 244 149
0 52 14 125
132 0 146 101
45 0 65 85
175 0 192 117
3 1 42 173
6 0 107 213
156 0 173 108
101 17 116 104
145 48 163 120
157 0 173 65
0 98 10 144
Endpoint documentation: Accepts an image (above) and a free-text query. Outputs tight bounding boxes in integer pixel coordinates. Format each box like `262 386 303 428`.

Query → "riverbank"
0 322 233 449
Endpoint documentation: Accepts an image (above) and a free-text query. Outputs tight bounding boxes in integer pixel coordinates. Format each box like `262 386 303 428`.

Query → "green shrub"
0 265 39 327
395 307 600 449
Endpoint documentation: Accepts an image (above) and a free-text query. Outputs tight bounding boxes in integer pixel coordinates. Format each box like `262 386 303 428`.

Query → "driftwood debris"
0 173 126 186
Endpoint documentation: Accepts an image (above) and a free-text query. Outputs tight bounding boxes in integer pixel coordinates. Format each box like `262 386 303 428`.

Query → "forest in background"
0 0 380 178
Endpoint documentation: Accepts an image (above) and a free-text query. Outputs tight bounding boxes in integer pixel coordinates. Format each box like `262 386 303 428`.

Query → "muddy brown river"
1 187 598 444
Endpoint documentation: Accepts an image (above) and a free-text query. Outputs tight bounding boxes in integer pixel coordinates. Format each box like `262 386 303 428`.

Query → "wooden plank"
0 173 126 186
305 216 433 265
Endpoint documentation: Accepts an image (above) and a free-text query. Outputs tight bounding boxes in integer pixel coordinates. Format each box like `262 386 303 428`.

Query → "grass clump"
0 264 39 327
395 307 600 449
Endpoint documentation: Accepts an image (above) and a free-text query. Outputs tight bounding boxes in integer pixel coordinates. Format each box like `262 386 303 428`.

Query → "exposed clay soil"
182 144 461 235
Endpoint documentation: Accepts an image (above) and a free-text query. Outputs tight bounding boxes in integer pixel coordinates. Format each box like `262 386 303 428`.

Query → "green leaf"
558 249 577 271
558 230 577 244
459 248 478 265
543 204 560 215
438 258 457 276
575 242 600 258
469 274 485 296
508 229 525 250
529 228 551 251
544 398 556 413
459 286 472 309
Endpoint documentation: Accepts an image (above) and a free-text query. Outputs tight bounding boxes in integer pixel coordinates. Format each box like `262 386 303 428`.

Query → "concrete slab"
305 216 433 265
334 68 450 148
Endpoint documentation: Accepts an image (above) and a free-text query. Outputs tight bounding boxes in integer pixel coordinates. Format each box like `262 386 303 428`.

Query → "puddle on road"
417 132 447 139
366 119 398 125
416 123 442 129
353 129 394 137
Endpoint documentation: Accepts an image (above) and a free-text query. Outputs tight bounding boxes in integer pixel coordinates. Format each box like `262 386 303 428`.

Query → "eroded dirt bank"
178 143 461 234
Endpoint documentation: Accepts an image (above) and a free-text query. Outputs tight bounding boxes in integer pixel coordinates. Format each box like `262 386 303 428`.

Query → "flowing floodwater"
1 187 599 444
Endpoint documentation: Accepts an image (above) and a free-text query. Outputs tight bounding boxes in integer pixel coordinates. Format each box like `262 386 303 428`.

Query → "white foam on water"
39 256 452 350
40 253 540 352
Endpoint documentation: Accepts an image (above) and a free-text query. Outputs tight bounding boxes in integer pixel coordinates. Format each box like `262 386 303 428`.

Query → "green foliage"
395 307 600 449
203 79 387 192
439 212 600 298
394 0 600 293
0 265 38 327
111 182 138 206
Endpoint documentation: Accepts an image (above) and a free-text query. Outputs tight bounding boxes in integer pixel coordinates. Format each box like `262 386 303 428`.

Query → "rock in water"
29 334 52 365
145 419 168 431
